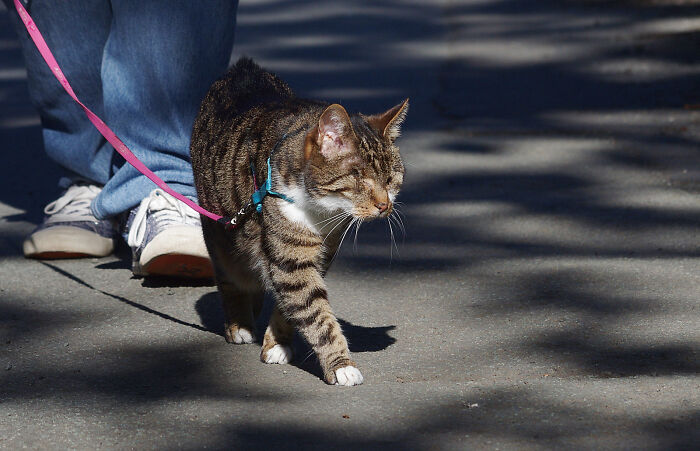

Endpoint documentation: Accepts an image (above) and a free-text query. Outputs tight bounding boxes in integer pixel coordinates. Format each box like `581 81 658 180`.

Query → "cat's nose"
375 202 388 213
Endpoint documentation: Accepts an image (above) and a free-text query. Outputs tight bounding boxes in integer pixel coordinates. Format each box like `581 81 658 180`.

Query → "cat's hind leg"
261 305 294 364
211 261 260 344
220 283 259 344
202 219 262 344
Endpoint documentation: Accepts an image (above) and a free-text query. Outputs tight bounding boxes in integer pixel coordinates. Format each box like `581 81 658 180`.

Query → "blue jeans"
4 0 238 218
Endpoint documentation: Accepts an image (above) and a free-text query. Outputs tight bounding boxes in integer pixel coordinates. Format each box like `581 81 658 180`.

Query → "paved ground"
1 0 699 449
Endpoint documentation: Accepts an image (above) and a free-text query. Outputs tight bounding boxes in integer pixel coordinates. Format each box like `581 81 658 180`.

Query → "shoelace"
127 189 200 248
44 183 101 223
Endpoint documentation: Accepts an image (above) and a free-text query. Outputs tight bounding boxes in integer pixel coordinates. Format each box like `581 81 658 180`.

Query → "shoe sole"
138 253 214 279
134 225 213 279
26 251 96 260
23 226 114 259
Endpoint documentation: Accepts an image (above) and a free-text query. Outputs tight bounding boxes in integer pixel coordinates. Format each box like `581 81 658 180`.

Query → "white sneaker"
23 179 117 259
126 189 213 279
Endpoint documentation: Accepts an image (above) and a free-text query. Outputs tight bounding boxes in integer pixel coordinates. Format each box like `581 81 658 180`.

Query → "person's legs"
3 0 115 184
6 0 238 272
95 0 238 277
92 0 239 219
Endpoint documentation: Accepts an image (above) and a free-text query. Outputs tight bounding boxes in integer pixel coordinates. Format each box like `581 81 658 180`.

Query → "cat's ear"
306 104 355 160
367 98 409 142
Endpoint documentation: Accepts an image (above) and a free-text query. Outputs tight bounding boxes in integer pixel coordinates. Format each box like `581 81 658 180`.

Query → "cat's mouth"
353 202 393 220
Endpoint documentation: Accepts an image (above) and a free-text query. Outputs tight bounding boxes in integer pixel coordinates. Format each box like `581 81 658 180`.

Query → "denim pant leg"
91 0 238 219
3 0 115 185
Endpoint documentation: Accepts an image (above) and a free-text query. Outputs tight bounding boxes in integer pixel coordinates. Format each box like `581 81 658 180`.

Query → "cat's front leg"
281 284 362 386
260 305 294 364
268 258 362 386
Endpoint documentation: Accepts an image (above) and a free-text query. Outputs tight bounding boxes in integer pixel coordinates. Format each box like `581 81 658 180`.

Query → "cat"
190 57 407 386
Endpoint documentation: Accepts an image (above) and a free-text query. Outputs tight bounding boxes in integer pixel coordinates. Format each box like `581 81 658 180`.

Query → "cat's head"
303 99 408 220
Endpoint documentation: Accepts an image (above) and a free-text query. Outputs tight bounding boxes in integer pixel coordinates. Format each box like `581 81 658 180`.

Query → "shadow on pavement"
40 261 219 336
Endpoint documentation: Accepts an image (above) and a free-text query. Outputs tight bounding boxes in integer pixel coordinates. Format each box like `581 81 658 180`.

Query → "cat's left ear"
367 98 409 142
305 104 356 160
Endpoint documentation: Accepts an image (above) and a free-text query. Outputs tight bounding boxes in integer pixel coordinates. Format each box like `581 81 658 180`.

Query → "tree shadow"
194 389 700 449
466 266 700 379
1 338 288 404
536 333 700 377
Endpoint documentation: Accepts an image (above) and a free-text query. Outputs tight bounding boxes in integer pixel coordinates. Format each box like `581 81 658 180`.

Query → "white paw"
335 366 364 386
264 344 293 364
233 328 254 344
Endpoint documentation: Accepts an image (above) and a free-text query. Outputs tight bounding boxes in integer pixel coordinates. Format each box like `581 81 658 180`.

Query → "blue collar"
250 157 294 213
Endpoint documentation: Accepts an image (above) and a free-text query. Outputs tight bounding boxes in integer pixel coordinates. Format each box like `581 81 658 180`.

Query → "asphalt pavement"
1 0 699 449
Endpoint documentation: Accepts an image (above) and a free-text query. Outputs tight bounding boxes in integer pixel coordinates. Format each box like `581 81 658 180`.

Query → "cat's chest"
279 199 319 233
277 186 349 238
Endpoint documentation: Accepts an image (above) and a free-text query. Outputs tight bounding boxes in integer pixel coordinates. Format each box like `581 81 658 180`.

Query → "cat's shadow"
195 291 397 380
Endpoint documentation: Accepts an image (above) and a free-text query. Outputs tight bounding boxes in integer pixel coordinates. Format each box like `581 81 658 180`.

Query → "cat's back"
199 57 294 123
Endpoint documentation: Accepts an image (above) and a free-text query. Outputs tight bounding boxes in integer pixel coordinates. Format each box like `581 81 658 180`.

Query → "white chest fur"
278 186 318 232
277 185 352 237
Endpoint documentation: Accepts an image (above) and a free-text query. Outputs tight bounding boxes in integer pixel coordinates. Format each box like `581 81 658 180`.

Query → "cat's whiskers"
389 215 405 250
300 348 316 363
321 213 352 247
353 219 363 252
394 212 406 232
314 210 349 226
315 211 350 232
387 217 400 261
334 217 357 258
392 202 406 221
327 217 357 264
390 209 406 241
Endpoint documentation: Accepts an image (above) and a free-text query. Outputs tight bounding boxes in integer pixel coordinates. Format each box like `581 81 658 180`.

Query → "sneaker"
23 179 117 259
126 189 213 279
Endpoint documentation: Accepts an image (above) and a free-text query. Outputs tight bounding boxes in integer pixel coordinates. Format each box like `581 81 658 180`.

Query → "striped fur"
190 58 407 385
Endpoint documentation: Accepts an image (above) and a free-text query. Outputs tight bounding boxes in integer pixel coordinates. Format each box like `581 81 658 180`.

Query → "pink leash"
12 0 227 224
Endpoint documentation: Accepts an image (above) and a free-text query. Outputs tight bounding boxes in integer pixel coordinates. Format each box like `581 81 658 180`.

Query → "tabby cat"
190 58 407 386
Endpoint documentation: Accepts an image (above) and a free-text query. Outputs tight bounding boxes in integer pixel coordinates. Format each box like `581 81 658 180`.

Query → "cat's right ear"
367 98 409 142
305 104 355 160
